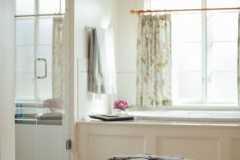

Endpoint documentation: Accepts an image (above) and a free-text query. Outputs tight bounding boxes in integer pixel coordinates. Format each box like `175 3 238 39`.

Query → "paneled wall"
78 122 240 160
0 0 15 159
15 124 63 160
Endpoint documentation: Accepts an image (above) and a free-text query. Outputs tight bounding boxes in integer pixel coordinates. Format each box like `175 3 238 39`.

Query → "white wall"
69 1 118 158
73 0 118 120
70 0 144 121
116 0 144 106
0 0 15 159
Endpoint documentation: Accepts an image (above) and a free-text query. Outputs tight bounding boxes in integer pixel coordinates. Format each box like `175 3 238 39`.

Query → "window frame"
143 0 239 111
14 0 65 102
172 2 238 107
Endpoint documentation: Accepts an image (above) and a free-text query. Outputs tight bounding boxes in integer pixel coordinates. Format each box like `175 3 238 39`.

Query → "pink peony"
114 99 130 110
43 98 61 112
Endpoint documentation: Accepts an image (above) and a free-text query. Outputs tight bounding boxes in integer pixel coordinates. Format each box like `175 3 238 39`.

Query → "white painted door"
0 0 15 160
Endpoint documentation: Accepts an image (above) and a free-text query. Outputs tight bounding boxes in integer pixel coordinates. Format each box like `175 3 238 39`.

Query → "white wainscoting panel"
88 135 144 160
77 121 240 160
233 139 240 160
157 137 219 160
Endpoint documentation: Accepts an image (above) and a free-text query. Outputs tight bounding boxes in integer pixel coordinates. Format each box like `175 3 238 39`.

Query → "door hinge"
66 139 72 150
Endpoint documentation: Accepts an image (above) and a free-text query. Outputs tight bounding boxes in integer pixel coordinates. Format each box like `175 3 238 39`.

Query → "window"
148 0 239 106
15 0 65 102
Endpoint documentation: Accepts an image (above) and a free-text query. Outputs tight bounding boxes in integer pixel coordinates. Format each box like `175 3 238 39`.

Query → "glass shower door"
35 15 70 160
15 0 70 160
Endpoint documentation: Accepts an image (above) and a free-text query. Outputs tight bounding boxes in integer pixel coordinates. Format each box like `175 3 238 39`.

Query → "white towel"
88 27 116 94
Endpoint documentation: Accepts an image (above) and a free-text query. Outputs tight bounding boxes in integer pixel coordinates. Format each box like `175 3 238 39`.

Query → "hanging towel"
15 103 26 123
15 103 25 119
88 27 116 94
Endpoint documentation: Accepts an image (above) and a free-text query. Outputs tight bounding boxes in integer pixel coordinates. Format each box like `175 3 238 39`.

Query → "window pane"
15 72 35 100
150 0 176 10
39 46 52 72
207 0 239 8
176 72 202 99
39 0 60 14
16 0 35 15
61 0 66 13
212 12 238 41
174 14 202 42
211 42 237 71
210 72 237 101
174 0 201 9
176 43 201 70
39 72 52 99
15 46 35 71
39 19 53 44
16 19 35 45
150 0 201 10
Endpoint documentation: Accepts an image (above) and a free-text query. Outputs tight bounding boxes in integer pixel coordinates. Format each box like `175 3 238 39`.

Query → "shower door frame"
14 0 70 160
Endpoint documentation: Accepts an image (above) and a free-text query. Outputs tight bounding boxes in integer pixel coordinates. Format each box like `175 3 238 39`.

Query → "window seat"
77 120 240 160
130 110 240 123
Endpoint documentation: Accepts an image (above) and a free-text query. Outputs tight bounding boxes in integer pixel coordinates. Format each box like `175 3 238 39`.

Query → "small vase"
113 108 129 116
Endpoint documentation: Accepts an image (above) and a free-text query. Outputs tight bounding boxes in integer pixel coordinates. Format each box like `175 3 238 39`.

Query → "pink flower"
114 99 130 110
43 98 60 112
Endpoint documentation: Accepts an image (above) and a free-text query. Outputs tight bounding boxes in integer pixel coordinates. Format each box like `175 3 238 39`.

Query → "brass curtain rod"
130 7 240 14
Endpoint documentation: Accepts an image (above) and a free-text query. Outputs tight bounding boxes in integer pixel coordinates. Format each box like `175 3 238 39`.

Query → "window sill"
131 105 240 111
129 108 240 122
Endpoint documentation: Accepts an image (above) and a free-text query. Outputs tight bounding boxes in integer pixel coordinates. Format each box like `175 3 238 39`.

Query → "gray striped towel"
15 103 25 120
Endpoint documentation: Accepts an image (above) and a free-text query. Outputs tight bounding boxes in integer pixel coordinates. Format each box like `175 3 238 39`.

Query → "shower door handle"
34 58 47 79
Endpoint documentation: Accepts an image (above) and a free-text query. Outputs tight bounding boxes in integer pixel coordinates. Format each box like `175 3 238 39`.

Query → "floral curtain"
52 18 64 105
238 13 240 106
136 14 172 107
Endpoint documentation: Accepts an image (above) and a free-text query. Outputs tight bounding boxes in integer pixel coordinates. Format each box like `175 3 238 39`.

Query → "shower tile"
16 151 36 160
16 135 36 145
37 144 62 152
117 73 136 105
16 143 36 152
37 151 60 160
37 136 62 145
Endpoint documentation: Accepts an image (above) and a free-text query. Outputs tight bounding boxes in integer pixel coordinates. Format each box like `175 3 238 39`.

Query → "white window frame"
140 0 240 111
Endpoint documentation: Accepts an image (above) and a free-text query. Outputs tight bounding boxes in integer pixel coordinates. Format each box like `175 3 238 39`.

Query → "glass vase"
113 108 129 116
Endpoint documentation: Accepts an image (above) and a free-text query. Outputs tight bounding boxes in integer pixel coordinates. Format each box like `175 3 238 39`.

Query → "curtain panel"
52 18 64 106
136 14 172 107
238 13 240 106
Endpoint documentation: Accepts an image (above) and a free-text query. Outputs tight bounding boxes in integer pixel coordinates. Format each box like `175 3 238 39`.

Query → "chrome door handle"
34 58 47 79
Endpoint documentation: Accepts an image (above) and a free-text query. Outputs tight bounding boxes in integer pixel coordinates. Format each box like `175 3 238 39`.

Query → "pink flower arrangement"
114 99 130 110
43 98 61 112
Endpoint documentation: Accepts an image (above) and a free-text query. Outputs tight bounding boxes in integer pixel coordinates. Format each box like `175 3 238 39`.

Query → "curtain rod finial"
130 10 135 14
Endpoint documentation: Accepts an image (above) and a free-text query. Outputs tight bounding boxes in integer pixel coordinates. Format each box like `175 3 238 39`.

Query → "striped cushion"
107 154 187 160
